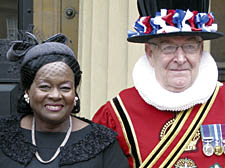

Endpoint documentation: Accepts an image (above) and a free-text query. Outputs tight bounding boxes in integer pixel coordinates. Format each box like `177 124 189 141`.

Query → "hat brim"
127 31 224 43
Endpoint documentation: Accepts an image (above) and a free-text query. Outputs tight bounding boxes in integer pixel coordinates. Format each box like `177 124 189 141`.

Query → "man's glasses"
148 41 202 55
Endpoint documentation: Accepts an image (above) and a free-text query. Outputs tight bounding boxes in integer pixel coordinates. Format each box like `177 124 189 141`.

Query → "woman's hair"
7 33 82 114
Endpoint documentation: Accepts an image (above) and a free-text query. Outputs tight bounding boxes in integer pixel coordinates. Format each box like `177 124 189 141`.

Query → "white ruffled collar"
133 51 219 111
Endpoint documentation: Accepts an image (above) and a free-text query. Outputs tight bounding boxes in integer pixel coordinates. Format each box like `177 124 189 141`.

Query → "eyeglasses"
148 41 202 55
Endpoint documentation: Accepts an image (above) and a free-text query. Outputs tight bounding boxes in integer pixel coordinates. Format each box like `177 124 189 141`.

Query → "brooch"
175 158 197 168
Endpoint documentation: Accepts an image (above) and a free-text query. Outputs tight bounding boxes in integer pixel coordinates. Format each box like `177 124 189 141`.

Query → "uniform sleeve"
92 102 126 149
92 102 117 132
103 140 129 168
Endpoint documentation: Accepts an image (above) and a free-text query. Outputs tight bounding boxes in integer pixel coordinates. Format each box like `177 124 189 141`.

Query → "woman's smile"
45 104 64 112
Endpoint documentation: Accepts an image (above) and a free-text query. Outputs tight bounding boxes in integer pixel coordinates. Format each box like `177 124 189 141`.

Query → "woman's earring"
74 96 78 106
24 93 30 104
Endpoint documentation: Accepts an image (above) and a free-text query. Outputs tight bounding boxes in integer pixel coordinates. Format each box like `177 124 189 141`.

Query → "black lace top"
0 114 129 168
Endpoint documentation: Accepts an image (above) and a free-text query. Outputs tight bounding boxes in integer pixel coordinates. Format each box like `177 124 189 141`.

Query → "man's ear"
200 41 204 55
145 43 151 56
145 43 154 67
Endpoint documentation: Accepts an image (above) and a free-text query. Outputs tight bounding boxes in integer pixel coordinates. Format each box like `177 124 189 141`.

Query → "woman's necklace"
32 116 72 164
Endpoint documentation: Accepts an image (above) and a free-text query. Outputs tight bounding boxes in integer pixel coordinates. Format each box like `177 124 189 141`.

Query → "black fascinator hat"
127 0 224 43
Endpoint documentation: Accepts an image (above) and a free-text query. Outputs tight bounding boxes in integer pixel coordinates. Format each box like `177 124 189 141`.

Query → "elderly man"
93 0 225 167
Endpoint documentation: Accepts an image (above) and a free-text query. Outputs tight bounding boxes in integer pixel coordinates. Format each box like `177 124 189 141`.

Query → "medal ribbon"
200 125 213 146
213 124 222 146
221 124 225 145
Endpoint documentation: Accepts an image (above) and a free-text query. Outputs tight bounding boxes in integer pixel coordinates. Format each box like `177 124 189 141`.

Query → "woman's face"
27 62 75 126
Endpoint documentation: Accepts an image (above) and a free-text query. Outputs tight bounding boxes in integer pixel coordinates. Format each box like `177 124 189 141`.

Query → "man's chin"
167 79 192 93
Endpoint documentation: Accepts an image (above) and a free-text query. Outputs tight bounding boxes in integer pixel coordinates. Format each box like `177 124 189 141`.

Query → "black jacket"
0 114 129 168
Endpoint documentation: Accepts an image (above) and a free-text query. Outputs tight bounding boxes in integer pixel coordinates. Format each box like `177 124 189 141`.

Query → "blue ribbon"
195 13 209 30
216 124 222 145
173 9 186 30
134 19 145 34
128 30 139 38
150 18 160 34
209 125 216 147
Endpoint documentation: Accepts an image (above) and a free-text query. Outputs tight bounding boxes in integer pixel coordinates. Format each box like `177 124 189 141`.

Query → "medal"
212 124 223 156
214 144 223 156
200 125 215 156
201 124 224 157
202 137 214 156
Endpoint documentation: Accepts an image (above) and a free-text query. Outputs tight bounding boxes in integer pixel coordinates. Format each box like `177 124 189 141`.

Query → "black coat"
0 114 129 168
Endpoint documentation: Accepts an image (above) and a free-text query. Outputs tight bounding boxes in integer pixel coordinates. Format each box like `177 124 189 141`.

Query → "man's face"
145 36 203 93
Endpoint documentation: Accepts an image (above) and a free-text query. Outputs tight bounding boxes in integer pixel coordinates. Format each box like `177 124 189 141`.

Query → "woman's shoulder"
0 114 22 131
0 114 36 166
60 116 118 165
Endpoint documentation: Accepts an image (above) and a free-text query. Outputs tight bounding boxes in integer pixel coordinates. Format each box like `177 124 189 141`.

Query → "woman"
0 32 129 168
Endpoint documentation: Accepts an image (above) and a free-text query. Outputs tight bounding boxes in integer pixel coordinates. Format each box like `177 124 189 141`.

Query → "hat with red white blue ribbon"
127 0 224 43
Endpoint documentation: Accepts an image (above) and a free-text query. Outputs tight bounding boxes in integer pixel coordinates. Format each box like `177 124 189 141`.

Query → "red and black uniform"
93 83 225 168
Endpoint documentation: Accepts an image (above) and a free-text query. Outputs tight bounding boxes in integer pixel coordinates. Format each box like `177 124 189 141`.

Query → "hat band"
128 9 218 38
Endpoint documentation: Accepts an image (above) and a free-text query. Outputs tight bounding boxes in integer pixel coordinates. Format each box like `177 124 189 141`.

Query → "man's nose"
174 47 187 64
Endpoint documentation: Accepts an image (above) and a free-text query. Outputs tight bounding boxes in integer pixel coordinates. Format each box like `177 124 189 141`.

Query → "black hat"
6 32 70 62
127 0 224 43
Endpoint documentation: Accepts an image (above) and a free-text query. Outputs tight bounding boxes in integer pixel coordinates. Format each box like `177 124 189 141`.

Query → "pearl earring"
24 93 30 104
74 96 78 106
